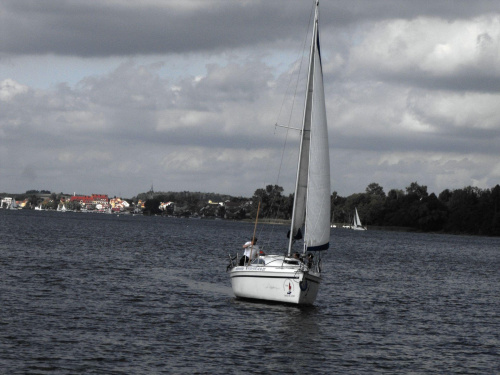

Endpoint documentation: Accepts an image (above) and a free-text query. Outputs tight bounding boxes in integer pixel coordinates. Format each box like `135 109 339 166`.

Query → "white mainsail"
10 199 18 210
354 208 361 226
289 6 330 254
352 207 366 230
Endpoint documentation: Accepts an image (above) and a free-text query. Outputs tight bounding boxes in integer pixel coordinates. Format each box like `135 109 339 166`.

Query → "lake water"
1 209 499 374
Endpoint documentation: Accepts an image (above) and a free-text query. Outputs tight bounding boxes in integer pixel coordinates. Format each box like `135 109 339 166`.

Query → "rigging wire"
255 1 316 252
272 2 315 187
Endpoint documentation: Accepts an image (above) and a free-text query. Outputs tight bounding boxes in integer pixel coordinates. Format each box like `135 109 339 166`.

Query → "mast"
288 1 320 256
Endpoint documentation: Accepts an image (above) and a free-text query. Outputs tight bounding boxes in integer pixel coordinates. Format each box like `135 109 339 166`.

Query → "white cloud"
408 90 500 131
0 79 28 101
349 16 500 79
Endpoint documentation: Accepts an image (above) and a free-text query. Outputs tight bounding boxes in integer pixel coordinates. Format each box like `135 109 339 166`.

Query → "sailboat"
9 198 18 210
228 0 330 305
351 207 366 231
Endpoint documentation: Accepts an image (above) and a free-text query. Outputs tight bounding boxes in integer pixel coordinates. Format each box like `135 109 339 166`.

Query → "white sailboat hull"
229 256 321 305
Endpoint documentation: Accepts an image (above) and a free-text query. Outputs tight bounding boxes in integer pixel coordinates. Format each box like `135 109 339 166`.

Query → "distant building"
92 194 109 207
70 193 109 209
208 200 224 206
109 197 130 211
159 202 174 211
1 197 13 209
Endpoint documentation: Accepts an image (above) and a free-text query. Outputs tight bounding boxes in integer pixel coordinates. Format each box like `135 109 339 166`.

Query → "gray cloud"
3 0 499 57
1 0 307 56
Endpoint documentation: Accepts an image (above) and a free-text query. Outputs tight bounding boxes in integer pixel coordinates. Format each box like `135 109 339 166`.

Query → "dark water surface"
1 210 499 374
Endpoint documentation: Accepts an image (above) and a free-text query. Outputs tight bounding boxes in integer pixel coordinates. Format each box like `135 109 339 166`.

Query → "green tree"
366 183 386 198
251 185 289 219
66 200 81 211
489 185 500 235
445 186 480 234
416 193 448 231
332 193 348 224
28 194 38 208
49 193 59 210
438 189 452 203
406 182 428 199
383 189 405 226
143 198 162 215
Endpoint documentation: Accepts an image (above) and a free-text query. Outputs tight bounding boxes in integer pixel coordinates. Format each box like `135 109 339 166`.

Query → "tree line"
139 191 247 216
248 182 500 236
8 183 500 236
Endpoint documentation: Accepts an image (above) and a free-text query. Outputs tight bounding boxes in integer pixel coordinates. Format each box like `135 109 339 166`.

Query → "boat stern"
229 261 321 305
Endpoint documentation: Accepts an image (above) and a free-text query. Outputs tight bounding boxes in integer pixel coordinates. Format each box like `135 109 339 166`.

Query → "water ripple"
1 210 499 374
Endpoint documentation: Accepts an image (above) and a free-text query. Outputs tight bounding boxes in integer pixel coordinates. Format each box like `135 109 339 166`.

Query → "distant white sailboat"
351 207 367 231
228 0 330 305
10 199 18 210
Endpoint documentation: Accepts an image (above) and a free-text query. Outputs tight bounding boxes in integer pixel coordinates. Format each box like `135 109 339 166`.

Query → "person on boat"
239 238 259 266
306 253 314 269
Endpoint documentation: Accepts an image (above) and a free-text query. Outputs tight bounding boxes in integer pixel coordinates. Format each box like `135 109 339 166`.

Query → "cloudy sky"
1 0 500 199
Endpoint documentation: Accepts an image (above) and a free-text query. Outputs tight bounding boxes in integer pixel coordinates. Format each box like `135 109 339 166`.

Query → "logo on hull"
283 279 294 295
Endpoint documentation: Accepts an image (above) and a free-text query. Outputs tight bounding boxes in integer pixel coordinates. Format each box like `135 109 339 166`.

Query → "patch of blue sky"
1 45 303 90
1 55 121 89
